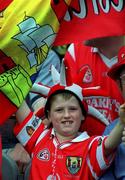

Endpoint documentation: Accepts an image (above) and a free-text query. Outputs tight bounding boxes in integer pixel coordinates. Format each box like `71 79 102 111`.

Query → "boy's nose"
64 109 70 117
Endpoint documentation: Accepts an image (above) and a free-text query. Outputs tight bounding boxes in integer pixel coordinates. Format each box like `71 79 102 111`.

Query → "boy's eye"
55 108 63 112
69 107 77 111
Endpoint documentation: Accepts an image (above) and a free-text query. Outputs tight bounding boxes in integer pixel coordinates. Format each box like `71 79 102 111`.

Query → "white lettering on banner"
98 98 111 108
85 97 120 112
99 109 112 122
99 109 108 117
84 96 120 122
72 0 86 19
64 0 124 21
92 0 123 14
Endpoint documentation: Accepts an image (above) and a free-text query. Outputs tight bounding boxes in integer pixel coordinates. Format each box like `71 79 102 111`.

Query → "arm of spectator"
104 103 125 156
16 101 31 124
122 127 125 144
8 143 31 173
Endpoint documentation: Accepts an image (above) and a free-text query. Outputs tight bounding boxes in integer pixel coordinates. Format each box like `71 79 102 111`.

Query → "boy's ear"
42 118 51 126
47 112 51 122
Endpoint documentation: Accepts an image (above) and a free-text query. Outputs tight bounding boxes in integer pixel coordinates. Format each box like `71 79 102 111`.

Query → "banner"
54 0 125 45
0 0 125 123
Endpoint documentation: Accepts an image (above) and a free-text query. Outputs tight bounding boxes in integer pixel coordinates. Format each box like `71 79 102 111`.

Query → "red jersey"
14 113 114 180
64 43 124 135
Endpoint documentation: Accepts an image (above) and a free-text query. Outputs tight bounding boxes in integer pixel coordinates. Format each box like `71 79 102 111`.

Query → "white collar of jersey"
51 128 56 137
51 128 90 142
71 132 90 142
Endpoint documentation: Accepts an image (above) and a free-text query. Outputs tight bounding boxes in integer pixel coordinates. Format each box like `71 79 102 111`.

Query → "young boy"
15 83 125 180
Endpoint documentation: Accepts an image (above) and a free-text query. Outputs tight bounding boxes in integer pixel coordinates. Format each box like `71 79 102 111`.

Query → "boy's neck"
55 132 78 144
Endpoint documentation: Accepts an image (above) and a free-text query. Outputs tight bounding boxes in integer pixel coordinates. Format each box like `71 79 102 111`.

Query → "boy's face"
48 95 84 141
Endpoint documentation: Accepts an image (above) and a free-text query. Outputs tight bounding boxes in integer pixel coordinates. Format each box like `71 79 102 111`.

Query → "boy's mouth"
61 120 73 125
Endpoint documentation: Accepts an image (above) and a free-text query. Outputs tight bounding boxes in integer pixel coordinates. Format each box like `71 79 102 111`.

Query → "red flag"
54 0 125 45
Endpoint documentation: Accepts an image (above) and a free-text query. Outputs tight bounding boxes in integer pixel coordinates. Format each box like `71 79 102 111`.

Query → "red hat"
44 83 88 118
108 46 125 80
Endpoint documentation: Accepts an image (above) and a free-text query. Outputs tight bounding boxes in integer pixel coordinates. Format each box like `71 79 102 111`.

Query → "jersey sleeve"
87 136 115 179
14 111 45 154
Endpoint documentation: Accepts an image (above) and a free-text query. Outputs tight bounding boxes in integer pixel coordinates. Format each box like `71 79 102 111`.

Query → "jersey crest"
79 65 92 83
37 148 50 161
66 156 82 175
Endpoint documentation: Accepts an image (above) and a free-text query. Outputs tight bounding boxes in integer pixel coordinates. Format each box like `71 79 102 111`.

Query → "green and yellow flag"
0 0 71 123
